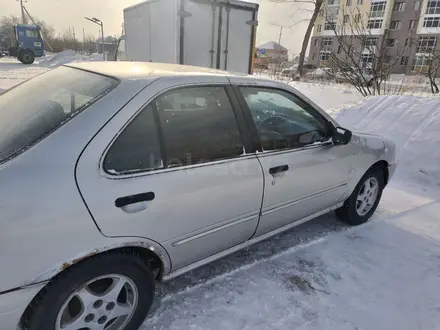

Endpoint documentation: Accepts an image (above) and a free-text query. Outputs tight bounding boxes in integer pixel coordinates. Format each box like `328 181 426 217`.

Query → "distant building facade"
255 41 289 69
308 0 440 74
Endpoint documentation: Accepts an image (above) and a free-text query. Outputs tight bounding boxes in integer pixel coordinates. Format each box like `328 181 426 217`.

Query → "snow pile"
35 50 103 67
337 95 440 187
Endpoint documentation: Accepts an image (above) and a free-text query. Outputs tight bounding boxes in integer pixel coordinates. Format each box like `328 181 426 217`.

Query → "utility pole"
72 26 76 51
278 26 283 45
269 23 295 45
269 21 306 46
83 28 86 54
18 0 27 24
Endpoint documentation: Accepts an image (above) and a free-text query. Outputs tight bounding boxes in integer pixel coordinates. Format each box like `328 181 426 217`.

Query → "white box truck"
114 0 259 74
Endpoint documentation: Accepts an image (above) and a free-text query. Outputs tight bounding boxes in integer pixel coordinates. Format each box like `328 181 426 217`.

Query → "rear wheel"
336 169 384 225
24 252 155 330
18 50 35 64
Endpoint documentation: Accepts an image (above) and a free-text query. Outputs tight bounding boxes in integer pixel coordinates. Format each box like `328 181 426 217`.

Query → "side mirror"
332 126 352 145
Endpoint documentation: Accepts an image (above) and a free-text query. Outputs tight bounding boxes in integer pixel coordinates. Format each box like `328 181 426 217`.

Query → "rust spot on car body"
61 250 100 270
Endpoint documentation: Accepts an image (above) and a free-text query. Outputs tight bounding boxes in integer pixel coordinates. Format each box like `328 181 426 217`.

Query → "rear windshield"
0 66 118 163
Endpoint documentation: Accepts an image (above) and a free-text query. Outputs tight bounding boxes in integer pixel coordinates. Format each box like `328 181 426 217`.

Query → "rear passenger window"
104 86 243 174
104 104 163 174
156 86 244 167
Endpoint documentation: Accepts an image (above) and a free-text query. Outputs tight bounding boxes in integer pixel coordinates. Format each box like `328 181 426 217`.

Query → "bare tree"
411 39 440 94
0 15 21 40
319 6 409 96
269 0 325 79
426 54 440 94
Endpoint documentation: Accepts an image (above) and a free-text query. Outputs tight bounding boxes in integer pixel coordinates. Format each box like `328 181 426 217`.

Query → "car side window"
104 104 164 174
104 86 244 174
240 87 331 151
156 86 244 167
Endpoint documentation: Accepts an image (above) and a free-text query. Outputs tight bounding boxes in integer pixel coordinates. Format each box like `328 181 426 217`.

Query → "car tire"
335 168 384 225
18 50 35 64
23 251 155 330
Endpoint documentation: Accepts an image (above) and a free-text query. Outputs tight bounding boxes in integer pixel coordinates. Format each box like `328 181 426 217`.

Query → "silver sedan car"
0 62 396 330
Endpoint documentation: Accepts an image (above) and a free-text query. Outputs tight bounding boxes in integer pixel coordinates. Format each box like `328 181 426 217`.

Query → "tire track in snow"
355 96 396 130
362 96 410 132
401 99 440 151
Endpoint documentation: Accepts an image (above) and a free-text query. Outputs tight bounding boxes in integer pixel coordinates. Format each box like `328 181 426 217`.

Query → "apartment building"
308 0 440 74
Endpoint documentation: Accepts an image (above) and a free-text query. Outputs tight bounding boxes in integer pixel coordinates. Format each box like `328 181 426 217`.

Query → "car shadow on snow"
143 197 440 330
149 211 349 313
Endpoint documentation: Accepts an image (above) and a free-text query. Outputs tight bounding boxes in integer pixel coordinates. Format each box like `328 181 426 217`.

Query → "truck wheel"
19 50 35 64
335 169 384 225
23 251 155 330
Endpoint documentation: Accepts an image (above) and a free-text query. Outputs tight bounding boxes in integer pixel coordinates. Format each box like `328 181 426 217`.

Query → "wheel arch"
20 243 168 329
370 160 389 185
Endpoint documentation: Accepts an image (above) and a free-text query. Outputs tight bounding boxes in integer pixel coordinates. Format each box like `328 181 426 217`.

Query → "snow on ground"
338 95 440 190
2 55 440 330
0 51 101 92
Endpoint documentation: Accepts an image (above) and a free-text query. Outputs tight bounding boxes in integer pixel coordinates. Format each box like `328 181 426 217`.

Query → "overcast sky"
0 0 311 54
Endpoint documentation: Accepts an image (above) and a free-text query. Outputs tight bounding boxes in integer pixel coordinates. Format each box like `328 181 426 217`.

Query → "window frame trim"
101 83 254 177
231 85 335 154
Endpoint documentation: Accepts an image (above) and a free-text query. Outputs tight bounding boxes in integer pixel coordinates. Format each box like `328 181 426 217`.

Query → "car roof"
65 61 251 80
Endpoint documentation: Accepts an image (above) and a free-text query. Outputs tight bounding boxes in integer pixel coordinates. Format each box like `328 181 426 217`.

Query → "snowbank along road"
1 56 440 330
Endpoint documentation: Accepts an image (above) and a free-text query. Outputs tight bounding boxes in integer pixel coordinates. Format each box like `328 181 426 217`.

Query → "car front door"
233 83 353 236
76 77 264 271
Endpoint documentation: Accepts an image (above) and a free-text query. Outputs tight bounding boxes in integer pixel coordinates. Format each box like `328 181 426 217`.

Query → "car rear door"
76 76 264 271
230 78 354 236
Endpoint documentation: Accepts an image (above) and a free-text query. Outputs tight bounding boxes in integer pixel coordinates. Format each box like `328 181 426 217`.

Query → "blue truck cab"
14 24 44 64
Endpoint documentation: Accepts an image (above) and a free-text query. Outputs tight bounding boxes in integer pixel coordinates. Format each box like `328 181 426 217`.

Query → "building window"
390 20 401 30
346 0 352 5
360 54 374 68
312 53 316 60
354 13 362 22
317 24 322 32
414 0 421 10
327 0 337 5
369 1 387 18
320 51 330 61
322 37 333 48
423 17 440 28
386 39 397 47
357 0 363 4
417 37 437 53
426 0 440 14
405 38 414 47
326 7 339 21
324 22 337 30
412 54 432 72
343 15 349 23
319 9 324 17
400 56 409 65
383 55 391 64
393 2 405 11
409 20 417 29
367 19 383 29
365 37 378 46
314 39 319 46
